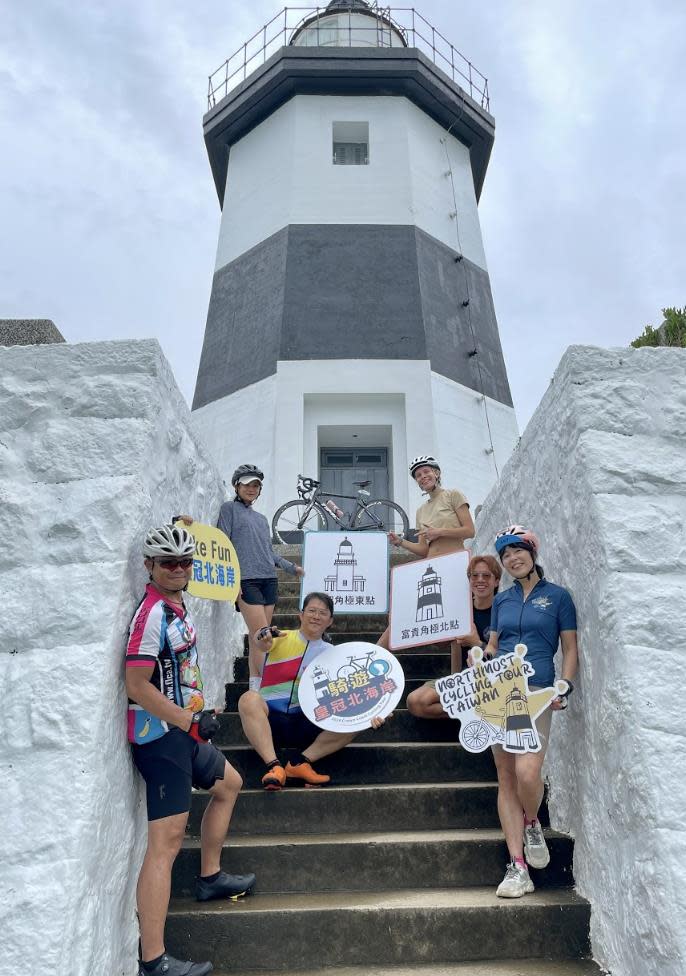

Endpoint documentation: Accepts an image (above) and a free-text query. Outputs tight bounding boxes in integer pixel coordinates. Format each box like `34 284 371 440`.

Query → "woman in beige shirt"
378 455 475 648
395 456 474 557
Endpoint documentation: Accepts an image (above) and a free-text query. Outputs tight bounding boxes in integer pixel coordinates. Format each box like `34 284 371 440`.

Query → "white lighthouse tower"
192 2 519 519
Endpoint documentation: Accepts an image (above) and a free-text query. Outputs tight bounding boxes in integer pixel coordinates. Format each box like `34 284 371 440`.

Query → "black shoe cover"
138 954 213 976
196 869 256 902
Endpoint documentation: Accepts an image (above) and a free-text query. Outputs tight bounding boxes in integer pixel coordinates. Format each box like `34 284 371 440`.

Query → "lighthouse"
504 687 538 752
324 537 365 592
192 2 519 518
416 565 443 622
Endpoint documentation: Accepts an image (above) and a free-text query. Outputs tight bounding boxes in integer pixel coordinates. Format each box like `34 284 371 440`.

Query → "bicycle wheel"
352 500 410 537
460 721 490 751
271 500 327 545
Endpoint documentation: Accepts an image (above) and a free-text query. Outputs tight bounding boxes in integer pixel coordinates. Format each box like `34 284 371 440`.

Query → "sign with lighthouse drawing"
300 532 389 613
389 551 471 650
435 644 570 754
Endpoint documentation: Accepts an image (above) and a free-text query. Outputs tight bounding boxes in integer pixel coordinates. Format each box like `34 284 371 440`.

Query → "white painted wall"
216 95 487 271
192 372 278 517
475 345 686 976
192 359 518 530
1 339 243 976
431 371 519 510
274 359 429 521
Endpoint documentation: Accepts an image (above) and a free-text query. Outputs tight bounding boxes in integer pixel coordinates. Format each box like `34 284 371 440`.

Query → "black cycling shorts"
132 728 226 821
240 577 278 606
268 709 321 751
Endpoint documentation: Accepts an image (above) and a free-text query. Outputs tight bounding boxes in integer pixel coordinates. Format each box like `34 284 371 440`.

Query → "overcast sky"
1 0 684 429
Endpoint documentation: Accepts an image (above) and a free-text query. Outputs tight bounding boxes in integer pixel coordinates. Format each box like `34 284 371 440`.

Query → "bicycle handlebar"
297 474 321 498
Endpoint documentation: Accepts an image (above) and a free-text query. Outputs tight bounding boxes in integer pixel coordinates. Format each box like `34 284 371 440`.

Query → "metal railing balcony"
207 6 490 112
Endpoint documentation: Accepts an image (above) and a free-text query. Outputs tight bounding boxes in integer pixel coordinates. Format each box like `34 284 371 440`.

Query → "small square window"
332 121 369 165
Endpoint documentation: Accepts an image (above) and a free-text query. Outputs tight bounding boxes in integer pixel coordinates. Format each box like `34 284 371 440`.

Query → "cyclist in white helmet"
125 524 255 976
377 455 474 657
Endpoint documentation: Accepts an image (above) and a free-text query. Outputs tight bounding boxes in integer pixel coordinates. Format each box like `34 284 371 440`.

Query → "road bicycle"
336 650 391 681
271 474 410 545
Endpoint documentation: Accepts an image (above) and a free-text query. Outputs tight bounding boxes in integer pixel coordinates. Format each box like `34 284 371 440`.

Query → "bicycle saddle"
354 480 371 488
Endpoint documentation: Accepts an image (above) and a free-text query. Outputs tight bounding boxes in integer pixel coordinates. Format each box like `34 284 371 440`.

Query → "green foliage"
632 307 686 348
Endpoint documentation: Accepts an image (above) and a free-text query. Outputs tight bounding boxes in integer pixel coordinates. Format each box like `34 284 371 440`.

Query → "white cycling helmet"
409 455 441 478
143 524 196 559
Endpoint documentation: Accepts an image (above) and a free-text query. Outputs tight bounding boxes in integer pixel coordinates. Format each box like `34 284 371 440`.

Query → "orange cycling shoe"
261 764 286 790
284 760 330 787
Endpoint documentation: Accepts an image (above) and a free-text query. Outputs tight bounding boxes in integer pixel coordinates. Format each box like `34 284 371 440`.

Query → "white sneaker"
496 861 534 898
523 819 550 869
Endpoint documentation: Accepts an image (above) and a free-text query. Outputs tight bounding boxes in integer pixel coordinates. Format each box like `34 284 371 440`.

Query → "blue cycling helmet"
494 525 540 558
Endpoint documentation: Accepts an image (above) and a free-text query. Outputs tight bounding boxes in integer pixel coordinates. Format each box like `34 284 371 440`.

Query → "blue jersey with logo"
490 578 577 686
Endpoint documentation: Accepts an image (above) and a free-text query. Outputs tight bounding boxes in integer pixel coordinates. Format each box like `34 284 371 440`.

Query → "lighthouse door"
320 448 389 519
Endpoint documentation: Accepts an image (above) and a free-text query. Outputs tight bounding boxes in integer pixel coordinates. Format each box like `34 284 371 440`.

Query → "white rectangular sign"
389 550 472 649
300 531 389 614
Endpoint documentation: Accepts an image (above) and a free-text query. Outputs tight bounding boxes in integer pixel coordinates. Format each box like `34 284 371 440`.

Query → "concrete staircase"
166 549 601 975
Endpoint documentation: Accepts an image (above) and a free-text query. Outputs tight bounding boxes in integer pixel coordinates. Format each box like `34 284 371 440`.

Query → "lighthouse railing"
207 6 490 113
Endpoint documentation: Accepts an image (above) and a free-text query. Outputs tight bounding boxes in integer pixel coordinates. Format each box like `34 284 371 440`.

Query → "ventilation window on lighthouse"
332 121 369 165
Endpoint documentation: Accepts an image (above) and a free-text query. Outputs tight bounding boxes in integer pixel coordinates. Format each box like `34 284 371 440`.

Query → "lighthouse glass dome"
290 10 406 48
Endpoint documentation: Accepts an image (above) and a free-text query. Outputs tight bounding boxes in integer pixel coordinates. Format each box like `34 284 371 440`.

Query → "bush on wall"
631 306 686 348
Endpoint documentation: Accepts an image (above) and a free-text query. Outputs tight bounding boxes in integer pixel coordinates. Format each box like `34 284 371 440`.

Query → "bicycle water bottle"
325 499 344 519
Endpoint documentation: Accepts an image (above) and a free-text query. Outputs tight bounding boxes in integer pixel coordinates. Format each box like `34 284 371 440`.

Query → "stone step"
188 782 509 836
214 709 459 745
226 677 440 710
273 612 392 632
274 588 301 603
211 962 604 976
172 828 574 897
232 652 450 682
165 888 591 970
240 633 452 654
274 545 415 572
220 742 495 789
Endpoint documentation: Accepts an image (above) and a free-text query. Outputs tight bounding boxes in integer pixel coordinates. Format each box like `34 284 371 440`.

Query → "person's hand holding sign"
370 714 393 729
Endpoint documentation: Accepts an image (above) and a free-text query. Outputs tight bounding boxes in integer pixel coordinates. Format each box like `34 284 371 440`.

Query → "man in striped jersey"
126 524 255 976
238 591 384 788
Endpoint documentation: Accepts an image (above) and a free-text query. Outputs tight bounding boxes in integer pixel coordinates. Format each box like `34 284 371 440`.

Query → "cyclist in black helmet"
221 465 304 688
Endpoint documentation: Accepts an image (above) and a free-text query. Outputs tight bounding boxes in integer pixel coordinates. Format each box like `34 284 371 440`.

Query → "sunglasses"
157 558 194 570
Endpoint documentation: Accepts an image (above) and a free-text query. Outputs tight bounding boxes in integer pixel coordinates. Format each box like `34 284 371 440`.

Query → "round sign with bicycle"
298 642 405 733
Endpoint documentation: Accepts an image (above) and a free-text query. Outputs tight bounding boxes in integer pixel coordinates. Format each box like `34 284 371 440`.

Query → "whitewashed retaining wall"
475 345 686 976
1 340 244 976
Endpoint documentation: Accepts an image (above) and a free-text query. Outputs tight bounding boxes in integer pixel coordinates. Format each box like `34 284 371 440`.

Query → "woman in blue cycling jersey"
482 525 578 900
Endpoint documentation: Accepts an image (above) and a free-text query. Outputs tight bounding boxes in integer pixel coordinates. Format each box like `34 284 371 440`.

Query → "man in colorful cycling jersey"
238 592 384 788
126 524 256 976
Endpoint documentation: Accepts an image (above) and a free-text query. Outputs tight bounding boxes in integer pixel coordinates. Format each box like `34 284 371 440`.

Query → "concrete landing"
213 962 605 976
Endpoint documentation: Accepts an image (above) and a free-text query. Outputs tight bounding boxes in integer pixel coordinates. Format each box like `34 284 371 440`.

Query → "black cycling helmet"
231 463 264 487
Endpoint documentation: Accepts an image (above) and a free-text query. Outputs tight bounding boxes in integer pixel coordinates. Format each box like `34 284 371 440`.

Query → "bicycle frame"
273 473 408 543
306 484 383 531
